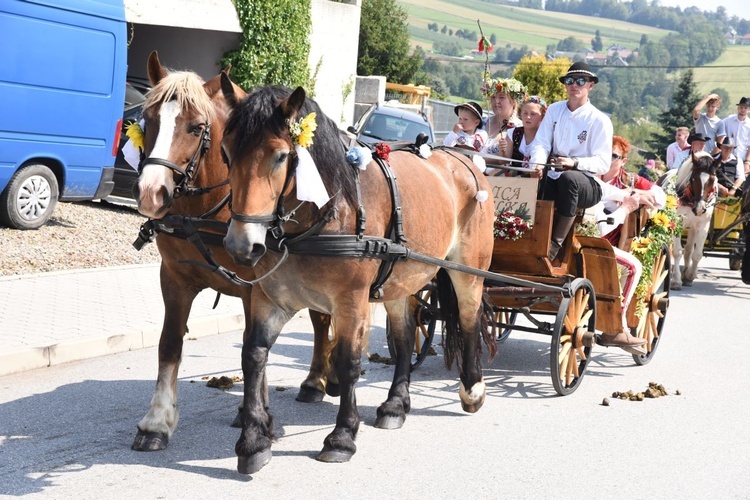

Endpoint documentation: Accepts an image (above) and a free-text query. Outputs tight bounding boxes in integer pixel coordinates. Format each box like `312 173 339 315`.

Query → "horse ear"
147 51 168 86
281 87 306 120
219 72 246 107
223 64 232 75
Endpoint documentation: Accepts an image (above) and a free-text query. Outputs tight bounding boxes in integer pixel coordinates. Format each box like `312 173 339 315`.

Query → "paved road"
1 256 748 499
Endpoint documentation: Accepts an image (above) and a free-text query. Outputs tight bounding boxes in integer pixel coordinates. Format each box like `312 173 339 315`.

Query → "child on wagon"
443 101 488 152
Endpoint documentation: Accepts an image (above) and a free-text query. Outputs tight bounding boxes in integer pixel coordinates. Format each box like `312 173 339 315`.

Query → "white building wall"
309 0 362 128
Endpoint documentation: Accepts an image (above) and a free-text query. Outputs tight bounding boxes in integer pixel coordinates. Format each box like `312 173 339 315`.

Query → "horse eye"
277 152 289 164
190 125 203 137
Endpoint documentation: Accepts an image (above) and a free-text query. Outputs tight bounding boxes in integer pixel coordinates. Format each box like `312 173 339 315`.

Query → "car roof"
371 105 428 123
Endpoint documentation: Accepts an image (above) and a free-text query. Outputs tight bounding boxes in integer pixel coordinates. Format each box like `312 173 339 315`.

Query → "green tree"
221 0 311 90
512 54 571 103
591 29 603 52
557 36 586 52
648 70 700 154
357 0 423 83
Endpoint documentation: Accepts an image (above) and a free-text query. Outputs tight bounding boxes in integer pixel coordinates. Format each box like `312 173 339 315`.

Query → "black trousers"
541 171 602 217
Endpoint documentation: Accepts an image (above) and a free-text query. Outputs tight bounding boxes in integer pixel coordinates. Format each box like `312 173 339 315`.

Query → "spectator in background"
666 126 690 170
693 93 726 156
687 132 710 159
721 97 750 174
638 158 659 181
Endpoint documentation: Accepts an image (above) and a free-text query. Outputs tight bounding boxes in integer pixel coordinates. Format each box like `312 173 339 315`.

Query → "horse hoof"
316 449 354 463
230 410 242 428
237 449 272 475
682 280 693 287
296 386 325 403
325 382 340 398
131 430 169 451
670 282 682 290
461 395 485 413
374 414 405 430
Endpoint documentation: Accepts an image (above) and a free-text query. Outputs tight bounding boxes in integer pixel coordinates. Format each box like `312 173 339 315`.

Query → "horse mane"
674 153 713 191
144 71 215 122
225 85 358 207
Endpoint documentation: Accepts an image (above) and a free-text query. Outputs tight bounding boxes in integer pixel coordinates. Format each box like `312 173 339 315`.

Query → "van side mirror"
347 126 357 134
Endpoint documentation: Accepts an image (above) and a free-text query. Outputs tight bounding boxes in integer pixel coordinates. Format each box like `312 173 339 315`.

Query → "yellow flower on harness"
125 121 145 152
289 112 317 148
630 236 653 255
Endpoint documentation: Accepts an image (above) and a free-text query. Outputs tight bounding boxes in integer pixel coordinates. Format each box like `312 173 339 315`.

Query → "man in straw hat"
528 61 612 260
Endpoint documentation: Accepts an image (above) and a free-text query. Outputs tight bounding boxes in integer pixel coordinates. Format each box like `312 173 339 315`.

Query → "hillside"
398 0 673 53
693 44 750 114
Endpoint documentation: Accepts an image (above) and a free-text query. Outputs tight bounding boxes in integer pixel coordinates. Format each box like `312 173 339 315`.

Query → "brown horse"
220 84 495 473
130 52 334 452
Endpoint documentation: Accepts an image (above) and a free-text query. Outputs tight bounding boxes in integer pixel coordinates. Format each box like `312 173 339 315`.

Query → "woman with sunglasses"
528 61 613 261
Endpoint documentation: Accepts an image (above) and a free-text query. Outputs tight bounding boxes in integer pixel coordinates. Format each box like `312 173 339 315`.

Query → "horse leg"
439 269 489 414
132 268 198 451
317 302 370 463
671 234 684 290
685 215 710 284
236 290 289 475
297 311 334 403
374 298 415 430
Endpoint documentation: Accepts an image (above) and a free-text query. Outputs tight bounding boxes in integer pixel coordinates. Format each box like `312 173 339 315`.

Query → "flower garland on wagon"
630 192 683 317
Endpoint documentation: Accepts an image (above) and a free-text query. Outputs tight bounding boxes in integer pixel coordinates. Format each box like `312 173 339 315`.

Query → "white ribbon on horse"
121 118 145 171
295 145 330 208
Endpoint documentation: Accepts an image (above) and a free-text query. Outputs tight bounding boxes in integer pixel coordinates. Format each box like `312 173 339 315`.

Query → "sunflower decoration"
288 112 317 148
125 121 145 152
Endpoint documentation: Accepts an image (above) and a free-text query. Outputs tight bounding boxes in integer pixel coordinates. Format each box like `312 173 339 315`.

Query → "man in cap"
529 61 613 260
715 136 745 197
721 97 750 176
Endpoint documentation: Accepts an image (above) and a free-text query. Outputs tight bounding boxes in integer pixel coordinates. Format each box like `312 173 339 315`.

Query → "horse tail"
437 269 496 370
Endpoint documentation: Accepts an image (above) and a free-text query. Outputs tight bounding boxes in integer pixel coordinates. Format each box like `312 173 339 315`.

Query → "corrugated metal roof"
124 0 241 32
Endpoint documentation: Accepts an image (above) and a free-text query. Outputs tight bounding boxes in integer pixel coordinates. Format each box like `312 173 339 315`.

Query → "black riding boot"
548 214 576 261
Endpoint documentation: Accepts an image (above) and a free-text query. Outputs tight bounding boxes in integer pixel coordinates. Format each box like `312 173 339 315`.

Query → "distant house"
740 33 750 46
611 57 629 67
585 53 608 66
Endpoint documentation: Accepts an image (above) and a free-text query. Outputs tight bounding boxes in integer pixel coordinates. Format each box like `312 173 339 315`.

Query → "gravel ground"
0 199 161 277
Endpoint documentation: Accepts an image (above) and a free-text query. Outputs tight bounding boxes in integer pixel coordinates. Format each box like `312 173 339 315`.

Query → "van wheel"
0 164 59 230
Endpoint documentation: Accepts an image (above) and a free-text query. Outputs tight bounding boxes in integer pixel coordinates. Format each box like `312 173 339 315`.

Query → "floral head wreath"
480 78 527 105
288 112 317 148
523 95 548 115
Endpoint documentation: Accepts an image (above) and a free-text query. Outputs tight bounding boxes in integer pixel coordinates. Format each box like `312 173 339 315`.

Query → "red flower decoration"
374 142 391 161
478 36 493 53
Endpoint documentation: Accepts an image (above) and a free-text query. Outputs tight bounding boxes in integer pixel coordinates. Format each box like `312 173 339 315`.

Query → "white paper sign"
486 176 538 220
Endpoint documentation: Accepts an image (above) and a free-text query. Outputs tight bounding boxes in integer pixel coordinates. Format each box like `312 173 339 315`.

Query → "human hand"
621 194 640 213
635 189 657 208
452 122 463 133
554 156 576 170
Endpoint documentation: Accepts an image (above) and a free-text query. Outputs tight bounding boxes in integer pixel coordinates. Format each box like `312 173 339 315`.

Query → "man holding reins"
529 62 613 261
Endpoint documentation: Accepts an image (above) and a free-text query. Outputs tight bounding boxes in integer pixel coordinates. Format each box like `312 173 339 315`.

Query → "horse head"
222 85 356 266
675 152 717 215
134 51 246 218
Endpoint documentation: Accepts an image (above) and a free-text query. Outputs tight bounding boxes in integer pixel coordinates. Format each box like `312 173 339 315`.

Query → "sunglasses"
563 76 590 87
612 153 624 160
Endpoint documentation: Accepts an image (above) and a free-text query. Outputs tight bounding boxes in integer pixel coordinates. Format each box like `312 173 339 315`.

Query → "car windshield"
125 84 147 108
362 112 431 142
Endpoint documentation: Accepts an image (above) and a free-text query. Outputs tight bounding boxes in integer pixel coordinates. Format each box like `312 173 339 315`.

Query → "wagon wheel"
550 278 596 396
631 244 670 365
386 282 438 372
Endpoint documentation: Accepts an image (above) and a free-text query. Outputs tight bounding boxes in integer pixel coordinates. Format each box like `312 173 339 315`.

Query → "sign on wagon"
486 176 538 220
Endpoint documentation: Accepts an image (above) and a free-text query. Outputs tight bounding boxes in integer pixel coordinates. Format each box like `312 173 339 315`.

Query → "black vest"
717 158 738 189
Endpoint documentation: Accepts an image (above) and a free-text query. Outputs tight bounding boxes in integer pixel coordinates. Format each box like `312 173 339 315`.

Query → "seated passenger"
715 136 746 197
443 101 487 152
502 96 547 178
528 62 613 261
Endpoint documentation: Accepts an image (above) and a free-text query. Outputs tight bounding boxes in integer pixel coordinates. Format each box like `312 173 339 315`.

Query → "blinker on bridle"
139 122 213 197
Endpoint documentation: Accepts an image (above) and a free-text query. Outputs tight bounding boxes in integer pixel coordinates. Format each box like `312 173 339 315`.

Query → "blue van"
0 0 127 229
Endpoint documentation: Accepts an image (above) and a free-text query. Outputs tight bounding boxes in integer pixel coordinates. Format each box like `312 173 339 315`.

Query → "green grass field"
693 44 750 115
398 0 673 53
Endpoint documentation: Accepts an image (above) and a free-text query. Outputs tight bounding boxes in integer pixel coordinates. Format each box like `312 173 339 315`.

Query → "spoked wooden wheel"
632 245 670 366
386 282 438 372
550 278 596 396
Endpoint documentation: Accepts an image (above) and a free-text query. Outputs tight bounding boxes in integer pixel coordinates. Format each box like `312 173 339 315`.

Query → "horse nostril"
250 243 266 262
